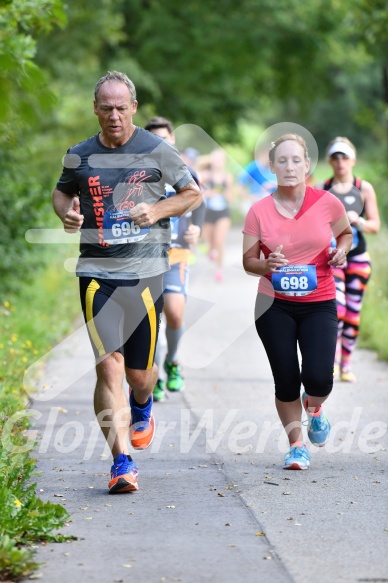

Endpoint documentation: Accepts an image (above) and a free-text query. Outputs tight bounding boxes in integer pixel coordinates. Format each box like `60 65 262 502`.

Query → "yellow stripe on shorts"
141 286 157 370
85 279 105 357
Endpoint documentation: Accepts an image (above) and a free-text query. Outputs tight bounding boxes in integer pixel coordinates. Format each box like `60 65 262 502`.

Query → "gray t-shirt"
56 127 192 279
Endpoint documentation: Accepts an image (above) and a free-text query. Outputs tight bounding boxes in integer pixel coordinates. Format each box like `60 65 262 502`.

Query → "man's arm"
52 187 84 233
130 178 202 228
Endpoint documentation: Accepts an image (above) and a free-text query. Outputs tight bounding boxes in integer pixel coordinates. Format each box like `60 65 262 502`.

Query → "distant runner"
318 137 380 382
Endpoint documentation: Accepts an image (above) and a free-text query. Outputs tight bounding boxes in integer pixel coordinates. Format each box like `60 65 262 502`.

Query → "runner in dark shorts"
52 71 201 493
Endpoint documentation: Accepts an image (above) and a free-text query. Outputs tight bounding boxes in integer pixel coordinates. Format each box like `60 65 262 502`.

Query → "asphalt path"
26 226 388 583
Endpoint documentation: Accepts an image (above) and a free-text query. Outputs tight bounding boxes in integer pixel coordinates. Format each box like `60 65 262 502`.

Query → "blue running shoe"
129 392 155 450
302 392 331 447
283 444 311 470
109 453 139 494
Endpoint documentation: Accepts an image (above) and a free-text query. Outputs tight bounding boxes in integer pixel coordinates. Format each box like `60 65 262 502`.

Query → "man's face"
94 81 138 146
149 127 175 145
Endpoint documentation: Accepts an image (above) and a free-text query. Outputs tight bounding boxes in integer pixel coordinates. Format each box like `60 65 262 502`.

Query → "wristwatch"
357 217 366 232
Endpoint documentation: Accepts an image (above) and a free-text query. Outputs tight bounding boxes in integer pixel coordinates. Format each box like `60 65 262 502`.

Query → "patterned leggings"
333 251 372 363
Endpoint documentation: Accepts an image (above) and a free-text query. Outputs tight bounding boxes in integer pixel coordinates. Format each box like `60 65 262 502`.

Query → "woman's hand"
347 210 359 225
328 247 347 268
266 245 288 273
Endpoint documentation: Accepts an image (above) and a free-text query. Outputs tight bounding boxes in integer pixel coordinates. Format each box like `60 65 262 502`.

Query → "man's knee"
96 352 124 382
126 365 157 390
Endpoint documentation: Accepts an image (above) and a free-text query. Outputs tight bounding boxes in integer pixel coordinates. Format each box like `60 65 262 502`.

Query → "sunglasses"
330 153 350 161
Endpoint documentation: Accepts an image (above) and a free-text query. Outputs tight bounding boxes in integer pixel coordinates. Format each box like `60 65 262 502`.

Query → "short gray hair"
94 71 137 103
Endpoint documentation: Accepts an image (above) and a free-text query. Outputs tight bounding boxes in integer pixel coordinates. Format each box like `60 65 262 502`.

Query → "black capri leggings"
255 297 338 402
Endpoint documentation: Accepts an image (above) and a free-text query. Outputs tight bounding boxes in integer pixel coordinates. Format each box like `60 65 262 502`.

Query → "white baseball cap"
327 141 356 159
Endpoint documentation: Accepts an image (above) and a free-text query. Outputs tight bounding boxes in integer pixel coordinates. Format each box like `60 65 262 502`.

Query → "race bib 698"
272 264 317 297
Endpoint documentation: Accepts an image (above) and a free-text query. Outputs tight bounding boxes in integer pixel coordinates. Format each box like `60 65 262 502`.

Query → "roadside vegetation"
0 257 79 580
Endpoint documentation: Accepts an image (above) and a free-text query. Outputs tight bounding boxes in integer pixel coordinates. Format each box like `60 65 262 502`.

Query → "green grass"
358 227 388 360
0 250 79 580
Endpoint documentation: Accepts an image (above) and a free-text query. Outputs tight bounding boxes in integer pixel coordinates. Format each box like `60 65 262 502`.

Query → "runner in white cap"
317 137 381 382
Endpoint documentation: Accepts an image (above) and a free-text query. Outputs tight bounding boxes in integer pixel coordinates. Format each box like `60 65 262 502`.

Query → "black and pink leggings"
333 251 372 363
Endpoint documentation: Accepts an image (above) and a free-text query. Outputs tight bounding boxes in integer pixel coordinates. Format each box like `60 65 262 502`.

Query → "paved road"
27 227 388 583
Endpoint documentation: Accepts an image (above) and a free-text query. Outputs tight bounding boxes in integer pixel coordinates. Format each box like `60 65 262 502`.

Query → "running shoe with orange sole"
108 453 139 494
302 392 331 447
129 392 155 450
283 444 311 470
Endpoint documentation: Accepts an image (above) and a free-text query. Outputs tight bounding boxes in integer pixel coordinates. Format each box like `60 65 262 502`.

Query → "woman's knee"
275 384 300 402
302 375 333 398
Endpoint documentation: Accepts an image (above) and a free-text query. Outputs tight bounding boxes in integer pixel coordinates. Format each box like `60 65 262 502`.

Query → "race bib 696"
103 210 150 245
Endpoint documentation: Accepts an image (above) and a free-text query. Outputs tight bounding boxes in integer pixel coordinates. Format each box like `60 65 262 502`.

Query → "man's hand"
183 224 201 246
64 197 84 233
130 202 158 227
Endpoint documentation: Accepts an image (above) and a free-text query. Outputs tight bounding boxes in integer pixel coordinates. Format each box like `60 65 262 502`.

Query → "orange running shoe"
129 392 155 450
108 453 139 494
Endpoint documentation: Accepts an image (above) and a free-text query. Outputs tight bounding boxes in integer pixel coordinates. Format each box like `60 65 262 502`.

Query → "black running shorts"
79 275 164 370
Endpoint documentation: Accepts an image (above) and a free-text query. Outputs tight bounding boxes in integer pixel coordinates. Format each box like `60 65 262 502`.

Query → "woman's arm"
243 234 288 276
359 180 381 234
328 214 353 267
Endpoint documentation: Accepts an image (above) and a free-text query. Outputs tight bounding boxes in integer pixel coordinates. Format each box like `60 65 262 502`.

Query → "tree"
0 0 66 293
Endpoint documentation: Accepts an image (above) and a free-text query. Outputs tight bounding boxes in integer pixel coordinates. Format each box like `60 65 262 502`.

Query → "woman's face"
270 140 310 187
329 153 356 177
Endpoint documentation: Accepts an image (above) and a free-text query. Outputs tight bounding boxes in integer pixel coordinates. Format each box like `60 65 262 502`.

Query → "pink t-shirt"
243 187 345 302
